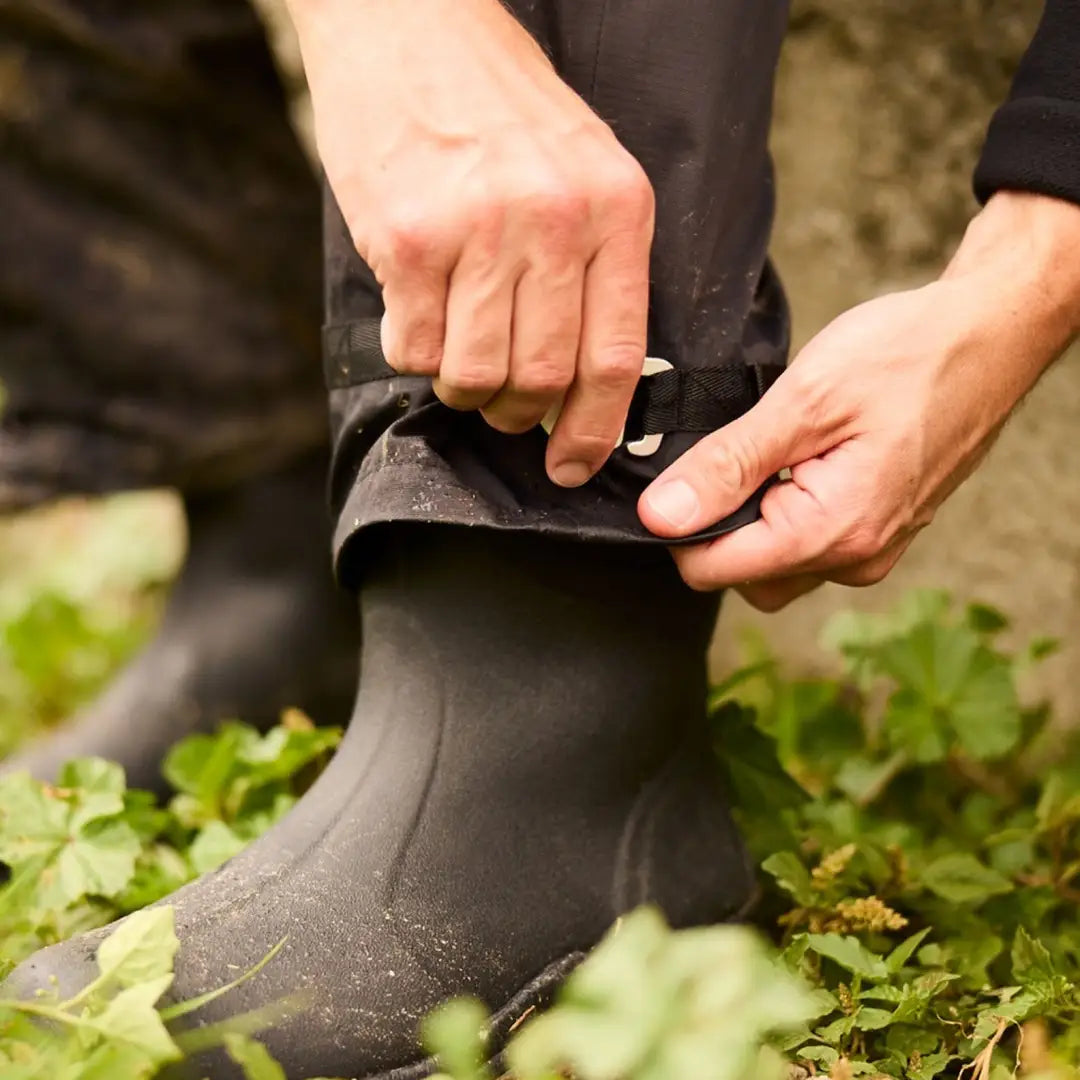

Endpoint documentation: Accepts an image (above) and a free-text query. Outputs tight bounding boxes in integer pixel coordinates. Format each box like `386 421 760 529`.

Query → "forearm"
942 191 1080 410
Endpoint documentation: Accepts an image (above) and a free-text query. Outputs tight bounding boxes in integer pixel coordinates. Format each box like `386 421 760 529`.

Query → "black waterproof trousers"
0 0 324 510
1 0 791 563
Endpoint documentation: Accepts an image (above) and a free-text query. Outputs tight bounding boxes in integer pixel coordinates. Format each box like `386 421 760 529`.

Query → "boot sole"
363 951 586 1080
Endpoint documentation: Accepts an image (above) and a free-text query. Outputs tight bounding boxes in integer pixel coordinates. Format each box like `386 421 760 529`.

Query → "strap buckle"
540 356 674 459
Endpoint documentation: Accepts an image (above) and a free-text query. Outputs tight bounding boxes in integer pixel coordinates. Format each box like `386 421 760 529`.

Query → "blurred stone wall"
255 0 1080 714
723 0 1080 719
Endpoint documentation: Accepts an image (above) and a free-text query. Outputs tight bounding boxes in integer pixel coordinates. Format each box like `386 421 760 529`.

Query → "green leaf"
966 603 1009 635
73 1042 161 1080
1011 927 1055 985
854 1006 895 1031
87 977 181 1064
834 752 907 805
920 853 1013 905
51 819 140 905
797 1044 838 1068
713 704 809 812
94 906 179 989
886 928 932 973
187 821 247 876
805 934 889 981
162 726 249 802
224 1033 288 1080
875 621 1021 762
55 758 126 829
421 998 490 1080
0 773 70 867
907 1051 953 1080
761 852 815 906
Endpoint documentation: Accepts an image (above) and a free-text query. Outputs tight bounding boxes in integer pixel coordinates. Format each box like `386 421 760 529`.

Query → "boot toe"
4 928 106 1003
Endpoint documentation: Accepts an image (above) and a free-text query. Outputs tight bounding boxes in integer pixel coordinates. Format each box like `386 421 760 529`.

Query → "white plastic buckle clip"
540 356 673 459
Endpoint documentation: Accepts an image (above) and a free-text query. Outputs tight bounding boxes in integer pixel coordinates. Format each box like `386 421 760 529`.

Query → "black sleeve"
974 0 1080 206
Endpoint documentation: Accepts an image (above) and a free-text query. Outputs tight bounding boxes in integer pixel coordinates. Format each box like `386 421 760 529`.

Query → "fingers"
735 574 824 613
481 258 584 435
432 251 517 411
638 367 833 538
669 455 918 597
545 188 653 486
379 249 451 378
671 472 834 590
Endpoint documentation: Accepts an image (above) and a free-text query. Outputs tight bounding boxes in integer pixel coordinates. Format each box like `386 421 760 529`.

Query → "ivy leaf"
0 771 139 906
187 821 247 876
55 758 127 830
713 703 809 814
162 725 253 803
876 623 1020 762
50 819 140 907
73 1042 162 1080
95 906 179 989
86 976 181 1064
920 854 1013 905
224 1033 288 1080
0 773 71 867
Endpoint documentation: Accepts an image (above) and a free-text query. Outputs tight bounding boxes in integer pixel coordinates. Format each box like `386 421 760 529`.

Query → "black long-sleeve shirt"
975 0 1080 205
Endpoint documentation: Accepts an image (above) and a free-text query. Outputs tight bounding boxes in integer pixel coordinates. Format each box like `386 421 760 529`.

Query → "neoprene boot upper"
5 526 755 1079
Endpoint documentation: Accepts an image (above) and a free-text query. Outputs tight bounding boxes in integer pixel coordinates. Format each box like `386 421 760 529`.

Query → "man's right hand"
289 0 654 488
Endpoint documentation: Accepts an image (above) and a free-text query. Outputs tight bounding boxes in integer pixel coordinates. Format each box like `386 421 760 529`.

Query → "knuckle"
392 319 445 374
461 180 508 237
443 364 505 396
396 342 443 375
588 343 644 390
674 553 715 593
511 355 574 397
840 523 887 564
380 215 441 269
482 406 544 435
558 427 619 463
524 184 590 237
839 558 892 588
747 592 788 614
700 434 762 500
595 157 654 224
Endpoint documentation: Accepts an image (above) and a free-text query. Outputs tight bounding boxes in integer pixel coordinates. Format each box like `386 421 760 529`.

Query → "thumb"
638 372 827 538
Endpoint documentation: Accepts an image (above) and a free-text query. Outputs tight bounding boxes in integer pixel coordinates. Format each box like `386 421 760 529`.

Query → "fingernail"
551 461 593 488
645 479 700 530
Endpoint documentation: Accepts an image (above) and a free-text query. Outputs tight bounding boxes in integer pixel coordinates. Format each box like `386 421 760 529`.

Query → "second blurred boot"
1 454 359 792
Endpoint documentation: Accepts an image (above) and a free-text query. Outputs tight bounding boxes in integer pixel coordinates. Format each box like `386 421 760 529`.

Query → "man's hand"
289 0 654 488
638 192 1080 609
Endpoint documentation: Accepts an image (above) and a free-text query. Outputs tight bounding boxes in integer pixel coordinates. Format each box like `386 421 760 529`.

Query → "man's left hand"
638 192 1080 610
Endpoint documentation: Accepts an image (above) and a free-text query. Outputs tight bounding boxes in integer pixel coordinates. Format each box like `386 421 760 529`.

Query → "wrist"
946 191 1080 350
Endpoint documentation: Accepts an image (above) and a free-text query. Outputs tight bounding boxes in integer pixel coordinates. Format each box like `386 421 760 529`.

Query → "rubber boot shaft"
5 525 753 1078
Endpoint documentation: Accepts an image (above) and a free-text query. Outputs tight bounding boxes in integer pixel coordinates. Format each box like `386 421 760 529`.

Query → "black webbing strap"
323 319 785 441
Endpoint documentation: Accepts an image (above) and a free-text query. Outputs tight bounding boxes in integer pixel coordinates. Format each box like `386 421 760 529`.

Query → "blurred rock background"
730 0 1080 714
6 0 1079 725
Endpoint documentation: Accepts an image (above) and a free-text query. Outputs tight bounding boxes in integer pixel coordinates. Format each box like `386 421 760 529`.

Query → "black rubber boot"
5 525 755 1079
0 454 359 793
